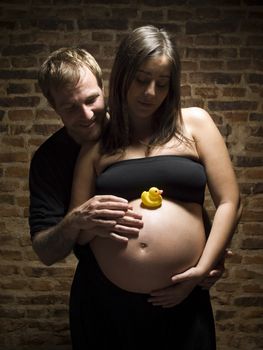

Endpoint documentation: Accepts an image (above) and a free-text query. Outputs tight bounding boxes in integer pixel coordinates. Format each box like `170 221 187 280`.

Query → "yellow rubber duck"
141 187 163 208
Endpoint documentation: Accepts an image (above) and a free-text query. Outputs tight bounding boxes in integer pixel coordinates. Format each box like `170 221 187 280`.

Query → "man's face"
51 68 106 144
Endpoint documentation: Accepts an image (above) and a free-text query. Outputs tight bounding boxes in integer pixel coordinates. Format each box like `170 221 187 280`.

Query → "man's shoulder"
35 127 68 153
31 127 78 163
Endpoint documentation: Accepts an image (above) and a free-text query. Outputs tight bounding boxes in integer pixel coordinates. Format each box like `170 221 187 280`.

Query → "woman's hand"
148 250 234 308
199 249 233 289
148 280 196 308
148 266 204 308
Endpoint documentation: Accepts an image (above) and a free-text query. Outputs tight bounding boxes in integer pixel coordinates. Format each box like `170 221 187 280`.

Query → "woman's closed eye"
136 77 169 89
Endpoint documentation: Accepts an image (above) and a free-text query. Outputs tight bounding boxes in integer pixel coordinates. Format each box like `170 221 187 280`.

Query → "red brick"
0 206 21 217
241 238 263 249
242 222 263 235
167 10 191 21
234 296 263 307
5 166 28 177
223 87 246 97
141 10 164 21
181 61 198 71
0 58 11 68
32 124 61 136
234 268 262 279
190 72 241 84
36 109 59 120
186 21 238 35
0 194 15 205
236 156 263 167
0 96 40 108
195 87 219 99
243 255 263 264
181 85 191 97
7 83 32 94
215 310 236 321
78 19 128 30
92 31 114 42
0 180 20 192
2 44 47 56
199 60 224 70
2 136 25 148
187 48 237 59
0 152 28 163
227 59 251 70
242 283 263 293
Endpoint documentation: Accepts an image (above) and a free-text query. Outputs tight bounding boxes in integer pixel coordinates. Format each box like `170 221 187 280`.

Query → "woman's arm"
70 143 142 244
148 108 242 307
173 107 241 282
149 108 241 308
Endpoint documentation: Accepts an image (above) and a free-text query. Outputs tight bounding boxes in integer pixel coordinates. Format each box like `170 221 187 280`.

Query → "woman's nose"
145 81 156 96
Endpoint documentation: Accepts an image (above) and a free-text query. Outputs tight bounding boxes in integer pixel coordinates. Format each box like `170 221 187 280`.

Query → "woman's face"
126 55 171 122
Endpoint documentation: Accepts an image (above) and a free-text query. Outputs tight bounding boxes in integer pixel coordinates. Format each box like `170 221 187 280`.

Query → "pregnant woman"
70 26 241 349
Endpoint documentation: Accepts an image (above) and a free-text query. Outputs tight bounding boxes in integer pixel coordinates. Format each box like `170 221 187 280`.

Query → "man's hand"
199 249 233 289
109 209 144 242
71 195 143 244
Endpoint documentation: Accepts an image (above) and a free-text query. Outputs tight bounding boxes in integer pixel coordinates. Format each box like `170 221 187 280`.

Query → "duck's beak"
159 190 163 195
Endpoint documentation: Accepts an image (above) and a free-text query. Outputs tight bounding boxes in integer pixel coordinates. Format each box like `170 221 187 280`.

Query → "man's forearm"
32 214 80 266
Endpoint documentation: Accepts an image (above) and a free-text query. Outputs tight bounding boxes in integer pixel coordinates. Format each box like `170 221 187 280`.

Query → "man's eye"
85 95 99 105
63 105 75 111
86 98 96 105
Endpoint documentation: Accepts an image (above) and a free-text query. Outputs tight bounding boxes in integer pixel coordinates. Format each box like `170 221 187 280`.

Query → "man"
29 48 143 266
29 48 231 347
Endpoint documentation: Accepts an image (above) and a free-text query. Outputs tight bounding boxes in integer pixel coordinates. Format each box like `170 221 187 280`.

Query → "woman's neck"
130 119 153 144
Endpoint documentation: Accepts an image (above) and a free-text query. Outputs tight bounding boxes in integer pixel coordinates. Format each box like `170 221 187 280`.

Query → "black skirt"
70 247 216 350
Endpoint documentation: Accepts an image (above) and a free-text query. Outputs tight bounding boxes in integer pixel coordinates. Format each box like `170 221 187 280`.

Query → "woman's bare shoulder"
181 107 216 136
181 107 212 125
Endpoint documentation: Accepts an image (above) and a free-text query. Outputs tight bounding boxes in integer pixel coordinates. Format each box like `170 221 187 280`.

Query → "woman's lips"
138 100 154 108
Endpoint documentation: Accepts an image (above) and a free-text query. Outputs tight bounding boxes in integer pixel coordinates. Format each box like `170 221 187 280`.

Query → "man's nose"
80 105 94 120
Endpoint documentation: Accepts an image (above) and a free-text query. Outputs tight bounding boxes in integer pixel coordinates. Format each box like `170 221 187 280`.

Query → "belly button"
140 242 148 249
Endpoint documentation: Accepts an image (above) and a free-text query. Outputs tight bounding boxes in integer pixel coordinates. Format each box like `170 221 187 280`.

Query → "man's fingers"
90 209 127 219
80 198 130 212
114 224 140 236
109 232 129 243
96 201 130 210
96 195 128 203
91 219 117 227
124 209 143 220
116 216 143 229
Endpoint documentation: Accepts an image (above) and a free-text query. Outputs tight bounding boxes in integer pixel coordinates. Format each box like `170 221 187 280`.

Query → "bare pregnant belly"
90 199 206 293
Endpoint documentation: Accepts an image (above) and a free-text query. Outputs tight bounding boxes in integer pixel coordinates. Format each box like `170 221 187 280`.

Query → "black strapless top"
95 155 207 205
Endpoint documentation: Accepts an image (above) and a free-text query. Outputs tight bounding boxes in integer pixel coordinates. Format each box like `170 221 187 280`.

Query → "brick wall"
0 1 262 349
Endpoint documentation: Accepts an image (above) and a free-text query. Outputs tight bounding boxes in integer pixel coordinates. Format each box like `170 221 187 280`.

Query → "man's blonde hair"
38 48 103 107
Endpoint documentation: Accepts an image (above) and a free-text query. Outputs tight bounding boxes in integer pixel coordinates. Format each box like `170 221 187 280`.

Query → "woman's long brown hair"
101 25 186 155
